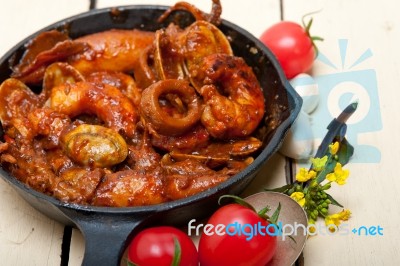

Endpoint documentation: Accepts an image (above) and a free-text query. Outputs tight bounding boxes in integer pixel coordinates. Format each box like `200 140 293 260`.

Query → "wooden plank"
0 0 90 54
0 1 90 265
283 0 400 264
0 179 65 266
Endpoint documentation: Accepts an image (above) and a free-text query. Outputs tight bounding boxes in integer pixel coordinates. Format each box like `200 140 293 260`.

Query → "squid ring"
140 79 201 136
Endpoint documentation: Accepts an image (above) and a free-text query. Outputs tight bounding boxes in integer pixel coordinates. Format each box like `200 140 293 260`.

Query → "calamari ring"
140 79 201 136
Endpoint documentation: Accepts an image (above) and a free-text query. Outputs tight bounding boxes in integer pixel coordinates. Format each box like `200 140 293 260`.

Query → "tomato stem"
301 10 324 57
218 195 256 212
257 205 271 220
219 195 282 226
171 237 182 266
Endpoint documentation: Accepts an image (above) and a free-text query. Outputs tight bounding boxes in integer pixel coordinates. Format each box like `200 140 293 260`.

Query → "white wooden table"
0 0 398 265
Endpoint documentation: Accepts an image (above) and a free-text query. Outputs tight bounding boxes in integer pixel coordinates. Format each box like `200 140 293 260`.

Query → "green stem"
301 10 324 57
218 195 256 212
171 238 181 266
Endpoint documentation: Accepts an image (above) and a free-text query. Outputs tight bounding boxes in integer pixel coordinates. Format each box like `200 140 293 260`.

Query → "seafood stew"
0 1 297 208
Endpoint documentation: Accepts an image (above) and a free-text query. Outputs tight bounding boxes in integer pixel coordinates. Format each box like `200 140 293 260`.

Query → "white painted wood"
284 0 400 264
68 228 85 266
0 179 65 265
0 0 90 54
0 1 90 265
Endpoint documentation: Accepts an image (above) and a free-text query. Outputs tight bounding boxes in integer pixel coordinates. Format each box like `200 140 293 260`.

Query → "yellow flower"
338 209 351 221
325 209 351 232
326 163 349 185
310 156 328 171
290 192 306 207
329 141 339 155
296 168 317 182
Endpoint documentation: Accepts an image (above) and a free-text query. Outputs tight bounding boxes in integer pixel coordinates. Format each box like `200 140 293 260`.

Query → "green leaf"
171 237 181 266
269 202 281 225
336 137 354 166
326 193 344 208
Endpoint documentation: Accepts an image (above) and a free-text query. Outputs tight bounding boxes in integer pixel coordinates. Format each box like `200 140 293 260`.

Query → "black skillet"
0 6 302 266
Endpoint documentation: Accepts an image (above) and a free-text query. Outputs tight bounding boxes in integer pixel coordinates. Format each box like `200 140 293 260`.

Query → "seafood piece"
92 169 165 207
44 148 75 175
169 137 261 168
27 108 71 148
152 20 232 89
183 21 233 90
11 29 154 84
42 62 84 102
70 29 155 76
50 81 137 137
53 167 104 204
140 79 201 136
125 125 163 174
86 71 141 107
198 54 265 139
151 123 210 153
1 137 56 193
61 124 128 168
90 127 164 206
0 78 40 138
158 0 222 25
11 30 88 84
133 44 159 89
161 155 229 200
154 25 186 80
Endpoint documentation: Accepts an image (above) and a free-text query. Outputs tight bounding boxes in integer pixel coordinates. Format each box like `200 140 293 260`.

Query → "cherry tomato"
198 203 277 266
260 21 318 79
128 226 198 266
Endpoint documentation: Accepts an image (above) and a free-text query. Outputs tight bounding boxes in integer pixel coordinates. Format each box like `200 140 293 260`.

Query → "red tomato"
198 204 277 266
260 21 316 79
128 226 198 266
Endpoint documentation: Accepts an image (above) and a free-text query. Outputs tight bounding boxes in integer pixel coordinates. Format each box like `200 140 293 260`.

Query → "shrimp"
49 81 138 137
198 54 265 139
86 71 142 107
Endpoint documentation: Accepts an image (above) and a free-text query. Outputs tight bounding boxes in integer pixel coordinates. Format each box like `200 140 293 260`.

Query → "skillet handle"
57 206 151 266
77 217 142 266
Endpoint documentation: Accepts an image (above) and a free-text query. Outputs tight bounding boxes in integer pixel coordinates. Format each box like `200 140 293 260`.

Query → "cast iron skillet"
0 6 302 266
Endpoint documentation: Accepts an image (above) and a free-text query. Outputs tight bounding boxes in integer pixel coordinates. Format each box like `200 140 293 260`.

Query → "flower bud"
320 208 328 215
321 183 331 190
325 199 331 205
